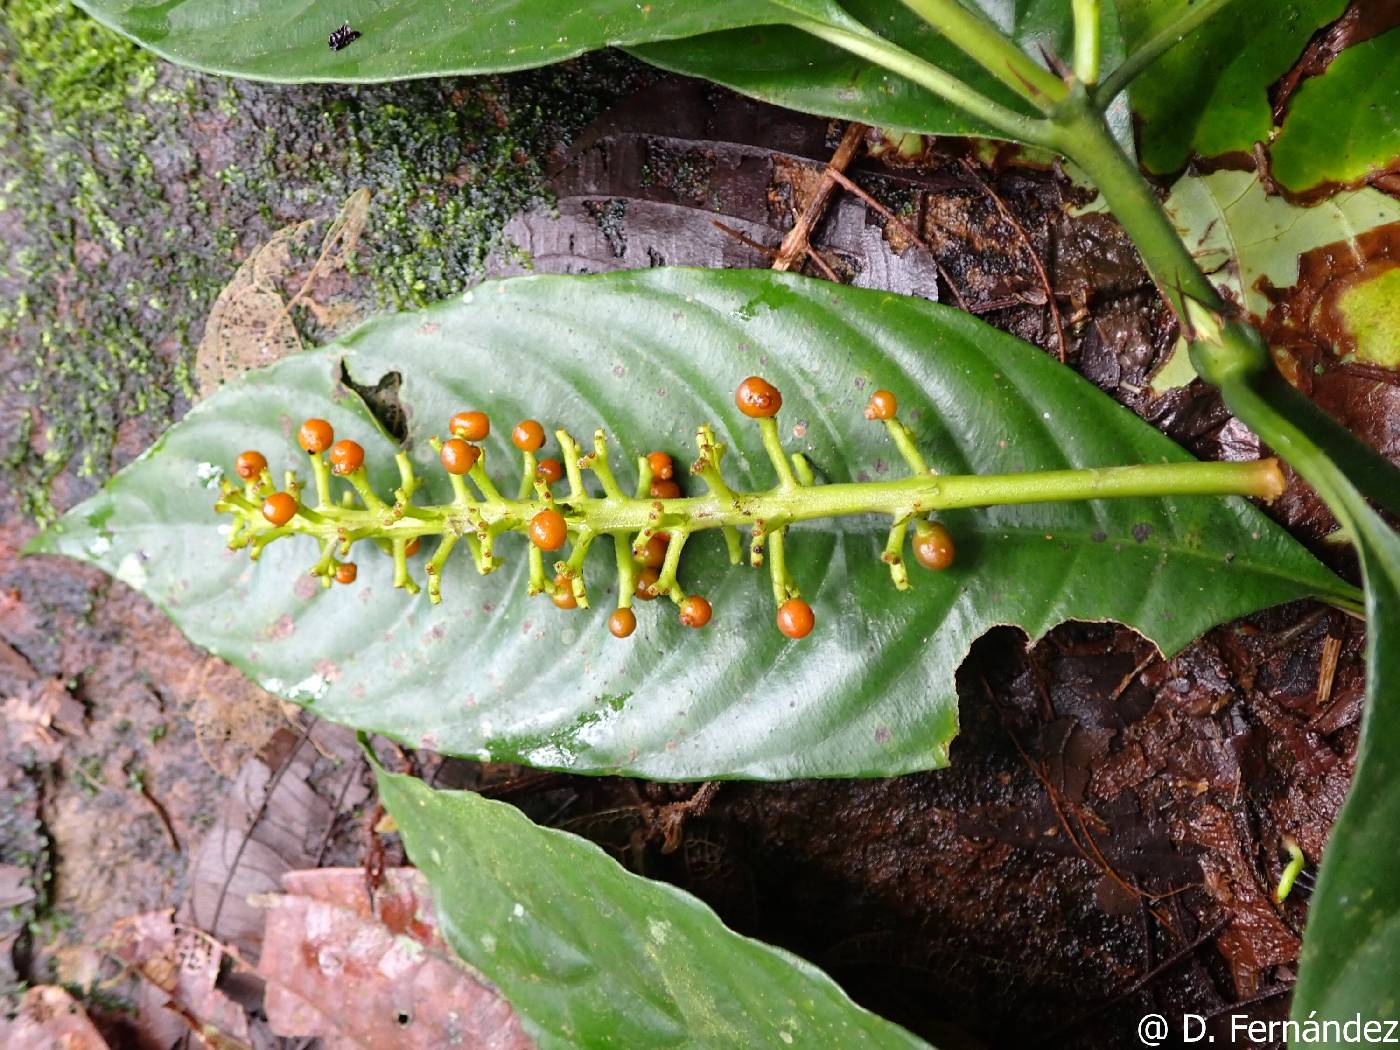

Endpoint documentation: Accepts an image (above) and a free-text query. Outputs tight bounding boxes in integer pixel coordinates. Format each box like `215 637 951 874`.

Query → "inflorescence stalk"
215 377 1285 641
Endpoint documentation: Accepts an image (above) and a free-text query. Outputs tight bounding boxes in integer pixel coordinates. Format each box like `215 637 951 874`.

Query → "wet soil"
0 20 1392 1050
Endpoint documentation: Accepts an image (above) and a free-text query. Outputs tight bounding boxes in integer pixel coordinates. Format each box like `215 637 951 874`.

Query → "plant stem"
225 459 1284 549
896 0 1068 108
793 19 1053 145
1071 0 1100 85
1047 91 1222 320
1094 0 1240 106
1050 96 1400 516
1191 317 1400 520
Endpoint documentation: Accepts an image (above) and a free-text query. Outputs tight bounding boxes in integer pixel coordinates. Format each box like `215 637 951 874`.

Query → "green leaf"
72 0 853 82
376 767 933 1048
31 269 1353 780
1292 496 1400 1035
1270 26 1400 197
75 0 1121 146
631 1 1124 142
1121 0 1347 175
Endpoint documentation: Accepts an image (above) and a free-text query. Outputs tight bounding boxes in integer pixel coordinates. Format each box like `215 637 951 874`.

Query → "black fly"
328 22 361 51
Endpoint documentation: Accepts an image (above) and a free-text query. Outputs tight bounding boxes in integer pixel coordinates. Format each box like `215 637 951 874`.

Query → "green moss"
1 0 642 524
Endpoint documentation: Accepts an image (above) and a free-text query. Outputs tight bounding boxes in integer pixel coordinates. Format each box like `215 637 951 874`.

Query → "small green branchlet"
214 379 1286 641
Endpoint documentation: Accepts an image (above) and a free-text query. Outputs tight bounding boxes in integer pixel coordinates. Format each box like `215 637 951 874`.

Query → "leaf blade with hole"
375 766 933 1048
30 269 1353 779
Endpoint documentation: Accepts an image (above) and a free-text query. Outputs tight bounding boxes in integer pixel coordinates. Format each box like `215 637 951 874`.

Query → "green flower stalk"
215 376 1286 641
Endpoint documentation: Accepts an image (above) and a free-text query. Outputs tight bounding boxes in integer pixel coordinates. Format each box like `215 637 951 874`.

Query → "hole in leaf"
340 362 407 443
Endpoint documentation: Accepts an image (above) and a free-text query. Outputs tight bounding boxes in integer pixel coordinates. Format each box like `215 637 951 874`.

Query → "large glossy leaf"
631 1 1125 141
377 767 933 1048
1270 26 1400 198
75 0 1121 145
31 269 1353 780
1120 0 1347 175
72 0 854 82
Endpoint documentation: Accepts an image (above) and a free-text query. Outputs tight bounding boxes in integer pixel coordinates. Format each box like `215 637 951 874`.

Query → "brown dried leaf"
194 221 310 397
182 728 337 955
0 985 111 1050
106 910 252 1050
195 189 371 396
2 677 84 763
287 187 371 314
176 657 286 778
257 867 531 1049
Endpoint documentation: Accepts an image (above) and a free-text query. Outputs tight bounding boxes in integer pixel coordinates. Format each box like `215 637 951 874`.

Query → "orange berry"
912 521 955 571
450 410 490 441
735 376 782 418
512 420 545 452
650 478 681 499
640 534 668 569
235 450 267 481
608 608 637 638
635 567 660 600
328 439 364 476
405 537 421 557
551 573 578 610
529 508 568 551
679 595 712 628
865 390 897 420
536 458 564 485
298 418 334 454
776 598 815 639
335 562 358 585
646 451 674 480
439 438 480 475
261 491 297 526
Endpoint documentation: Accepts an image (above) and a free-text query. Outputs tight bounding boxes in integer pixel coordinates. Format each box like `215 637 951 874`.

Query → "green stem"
1191 319 1400 520
1048 92 1221 320
1094 0 1239 106
228 459 1283 541
1035 92 1400 519
792 19 1054 145
308 452 332 508
883 518 912 590
556 429 586 499
1071 0 1100 86
758 417 799 489
884 418 931 475
613 534 637 609
589 430 624 498
225 451 1339 607
896 0 1067 108
767 529 794 604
